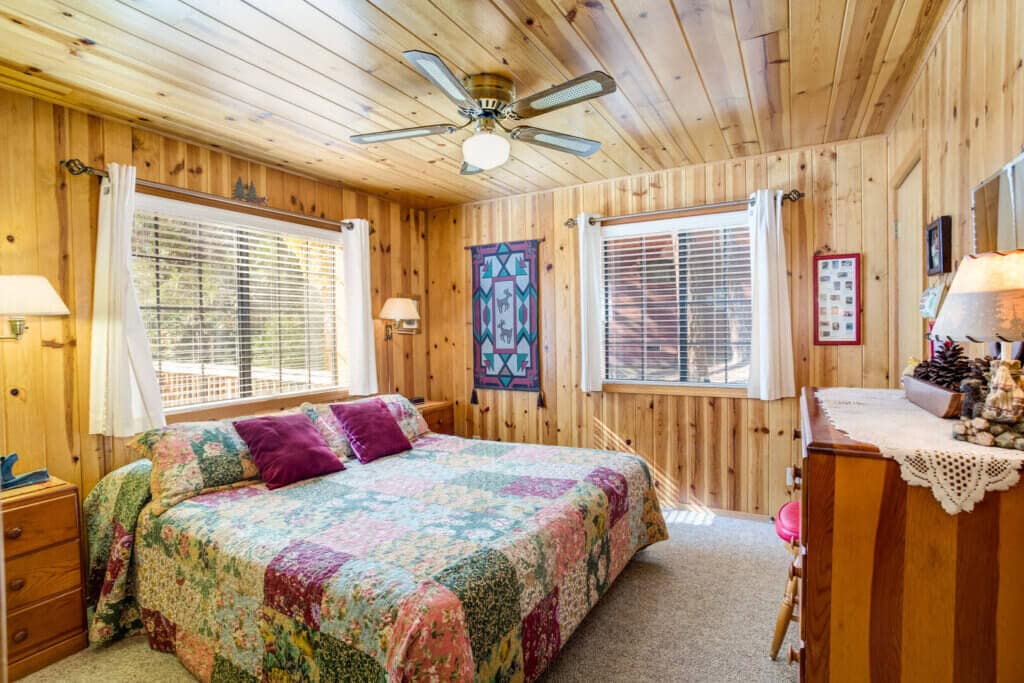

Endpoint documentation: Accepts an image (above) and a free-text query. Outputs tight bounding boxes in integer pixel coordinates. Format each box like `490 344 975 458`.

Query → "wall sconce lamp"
378 297 420 341
0 275 71 341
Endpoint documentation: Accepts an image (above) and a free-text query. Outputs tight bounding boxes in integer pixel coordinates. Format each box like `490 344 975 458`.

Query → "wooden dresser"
2 477 87 680
418 400 454 435
798 388 1024 682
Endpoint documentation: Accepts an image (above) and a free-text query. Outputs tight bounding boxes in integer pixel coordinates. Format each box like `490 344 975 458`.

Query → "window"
131 194 346 410
602 210 751 387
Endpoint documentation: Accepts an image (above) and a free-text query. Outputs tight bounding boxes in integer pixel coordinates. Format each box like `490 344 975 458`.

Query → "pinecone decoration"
914 342 971 390
912 359 933 381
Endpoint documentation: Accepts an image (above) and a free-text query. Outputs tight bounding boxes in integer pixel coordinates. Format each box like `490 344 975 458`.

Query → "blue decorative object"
0 453 50 491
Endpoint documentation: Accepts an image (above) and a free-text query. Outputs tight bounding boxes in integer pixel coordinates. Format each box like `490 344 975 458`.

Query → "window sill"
165 387 351 424
601 383 749 398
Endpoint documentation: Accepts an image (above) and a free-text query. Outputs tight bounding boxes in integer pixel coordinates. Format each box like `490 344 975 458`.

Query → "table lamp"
0 275 69 489
0 275 70 341
931 250 1024 422
378 297 420 341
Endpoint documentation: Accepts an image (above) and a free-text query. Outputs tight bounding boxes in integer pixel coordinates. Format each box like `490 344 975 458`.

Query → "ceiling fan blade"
349 124 456 144
510 71 616 119
510 126 601 157
403 50 480 114
460 161 483 175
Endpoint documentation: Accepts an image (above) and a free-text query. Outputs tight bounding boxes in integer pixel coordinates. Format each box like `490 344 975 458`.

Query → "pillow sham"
128 406 304 460
301 402 354 459
233 413 344 489
301 394 429 460
378 393 431 441
330 398 412 463
143 421 259 515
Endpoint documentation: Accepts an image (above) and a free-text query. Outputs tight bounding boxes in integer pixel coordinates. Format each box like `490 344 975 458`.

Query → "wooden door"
895 161 925 375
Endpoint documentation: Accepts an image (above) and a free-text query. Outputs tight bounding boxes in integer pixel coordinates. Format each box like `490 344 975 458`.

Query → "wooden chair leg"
770 575 798 660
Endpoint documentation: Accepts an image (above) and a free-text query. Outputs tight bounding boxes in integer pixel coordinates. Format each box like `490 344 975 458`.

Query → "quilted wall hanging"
470 239 543 406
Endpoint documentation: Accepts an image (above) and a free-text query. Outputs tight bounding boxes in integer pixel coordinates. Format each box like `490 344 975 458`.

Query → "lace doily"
815 388 1024 514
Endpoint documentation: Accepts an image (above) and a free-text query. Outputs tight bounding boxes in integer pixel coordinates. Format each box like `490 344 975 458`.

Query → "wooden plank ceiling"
0 0 947 208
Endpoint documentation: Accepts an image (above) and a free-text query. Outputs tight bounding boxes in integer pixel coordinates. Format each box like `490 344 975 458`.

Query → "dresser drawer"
7 590 84 660
5 540 82 611
2 492 78 558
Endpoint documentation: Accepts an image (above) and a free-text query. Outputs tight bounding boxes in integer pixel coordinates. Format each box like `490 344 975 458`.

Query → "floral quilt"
86 434 668 682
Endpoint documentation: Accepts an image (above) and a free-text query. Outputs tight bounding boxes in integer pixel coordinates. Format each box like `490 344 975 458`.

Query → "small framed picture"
925 215 952 275
919 284 946 319
813 253 861 345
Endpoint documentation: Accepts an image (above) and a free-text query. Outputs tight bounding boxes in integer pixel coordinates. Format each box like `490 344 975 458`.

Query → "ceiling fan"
350 50 617 175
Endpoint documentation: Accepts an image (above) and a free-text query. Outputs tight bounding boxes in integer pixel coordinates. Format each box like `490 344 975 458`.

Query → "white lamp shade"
931 250 1024 342
462 132 510 170
378 297 420 321
0 275 70 316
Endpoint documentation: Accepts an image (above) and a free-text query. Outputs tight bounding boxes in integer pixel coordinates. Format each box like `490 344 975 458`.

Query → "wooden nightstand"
417 400 454 435
2 477 87 680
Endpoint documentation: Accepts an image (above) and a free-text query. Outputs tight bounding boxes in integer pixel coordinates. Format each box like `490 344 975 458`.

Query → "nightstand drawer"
5 540 82 611
424 408 453 434
2 492 79 558
7 590 84 660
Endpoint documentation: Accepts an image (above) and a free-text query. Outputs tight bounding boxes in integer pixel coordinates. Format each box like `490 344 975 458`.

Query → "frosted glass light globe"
462 132 510 170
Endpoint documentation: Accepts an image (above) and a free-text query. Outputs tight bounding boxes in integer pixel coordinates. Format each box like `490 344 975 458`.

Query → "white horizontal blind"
603 211 751 386
131 196 347 409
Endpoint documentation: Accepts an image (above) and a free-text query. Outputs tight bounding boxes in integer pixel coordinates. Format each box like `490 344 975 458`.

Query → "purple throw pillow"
233 413 344 490
330 398 412 463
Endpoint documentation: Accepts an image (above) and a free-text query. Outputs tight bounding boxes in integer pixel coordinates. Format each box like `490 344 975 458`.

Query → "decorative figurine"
0 453 50 490
960 376 989 419
981 358 1024 423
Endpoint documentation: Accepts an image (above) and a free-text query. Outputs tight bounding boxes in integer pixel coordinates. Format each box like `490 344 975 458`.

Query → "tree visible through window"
603 213 751 386
131 200 346 409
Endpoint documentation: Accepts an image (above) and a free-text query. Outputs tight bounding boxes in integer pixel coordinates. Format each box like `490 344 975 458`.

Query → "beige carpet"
26 512 799 682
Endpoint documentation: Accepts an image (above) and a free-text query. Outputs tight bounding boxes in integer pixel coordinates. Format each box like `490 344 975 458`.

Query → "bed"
85 431 668 682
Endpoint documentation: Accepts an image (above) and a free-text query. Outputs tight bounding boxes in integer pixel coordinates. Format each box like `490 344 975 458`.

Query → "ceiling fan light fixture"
462 131 510 170
362 53 617 174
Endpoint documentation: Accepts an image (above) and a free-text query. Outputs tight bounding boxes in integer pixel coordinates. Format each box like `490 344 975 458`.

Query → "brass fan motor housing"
463 74 515 116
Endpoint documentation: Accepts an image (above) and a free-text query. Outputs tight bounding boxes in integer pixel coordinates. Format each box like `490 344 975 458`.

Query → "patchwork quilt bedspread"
87 433 668 682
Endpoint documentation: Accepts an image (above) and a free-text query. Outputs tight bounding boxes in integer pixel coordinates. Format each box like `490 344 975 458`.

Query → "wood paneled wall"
889 0 1024 361
426 137 890 515
0 88 427 496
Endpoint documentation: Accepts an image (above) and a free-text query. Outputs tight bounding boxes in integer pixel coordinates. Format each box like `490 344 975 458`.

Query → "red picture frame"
813 253 861 345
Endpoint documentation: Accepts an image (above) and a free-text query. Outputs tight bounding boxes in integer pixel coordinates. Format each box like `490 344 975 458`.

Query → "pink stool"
770 501 801 661
775 499 801 544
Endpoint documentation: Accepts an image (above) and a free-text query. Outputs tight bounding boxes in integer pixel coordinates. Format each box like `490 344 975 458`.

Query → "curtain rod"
59 158 355 231
562 189 805 228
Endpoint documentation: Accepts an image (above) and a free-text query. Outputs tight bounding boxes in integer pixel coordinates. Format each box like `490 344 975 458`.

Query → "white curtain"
342 218 378 395
578 212 604 393
89 164 165 436
748 190 796 400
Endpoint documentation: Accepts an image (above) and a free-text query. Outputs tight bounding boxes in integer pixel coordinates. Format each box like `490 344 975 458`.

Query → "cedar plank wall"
889 0 1024 365
0 88 428 496
426 137 891 515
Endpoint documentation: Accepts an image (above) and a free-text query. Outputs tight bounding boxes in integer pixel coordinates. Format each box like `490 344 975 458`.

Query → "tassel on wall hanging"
469 239 543 406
